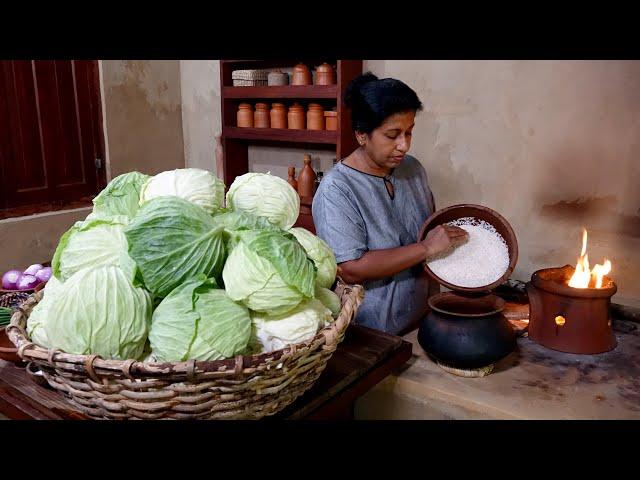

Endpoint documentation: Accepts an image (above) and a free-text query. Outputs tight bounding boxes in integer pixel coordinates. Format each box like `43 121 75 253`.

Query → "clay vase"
315 63 335 85
237 103 254 128
292 63 312 86
288 103 306 130
307 103 325 130
287 166 298 191
270 103 287 129
254 102 270 128
297 154 317 197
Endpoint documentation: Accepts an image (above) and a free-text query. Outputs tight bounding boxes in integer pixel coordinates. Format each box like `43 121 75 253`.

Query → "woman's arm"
338 224 468 284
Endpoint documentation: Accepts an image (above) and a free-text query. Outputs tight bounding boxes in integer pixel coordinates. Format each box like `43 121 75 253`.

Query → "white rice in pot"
426 217 510 288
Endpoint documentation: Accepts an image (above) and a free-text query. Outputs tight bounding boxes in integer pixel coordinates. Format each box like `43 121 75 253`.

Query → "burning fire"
568 228 612 289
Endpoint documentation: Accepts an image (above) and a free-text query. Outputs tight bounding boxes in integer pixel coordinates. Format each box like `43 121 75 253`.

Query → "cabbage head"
52 215 136 283
314 286 341 319
42 265 152 360
289 227 337 289
27 275 65 348
124 197 226 298
222 229 316 315
226 172 299 230
149 276 251 362
139 168 225 214
90 171 150 220
250 298 332 353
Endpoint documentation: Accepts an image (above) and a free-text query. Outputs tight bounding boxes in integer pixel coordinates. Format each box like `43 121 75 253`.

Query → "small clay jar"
288 102 306 129
287 166 298 191
237 103 254 128
291 63 312 86
307 103 325 130
315 63 335 85
270 103 287 129
324 110 338 131
297 154 317 197
254 102 270 128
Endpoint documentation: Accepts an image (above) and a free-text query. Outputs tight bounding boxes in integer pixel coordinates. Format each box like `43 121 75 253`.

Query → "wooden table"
0 324 412 420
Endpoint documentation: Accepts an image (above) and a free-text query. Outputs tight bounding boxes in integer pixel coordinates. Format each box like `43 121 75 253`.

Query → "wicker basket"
6 281 364 420
232 69 268 87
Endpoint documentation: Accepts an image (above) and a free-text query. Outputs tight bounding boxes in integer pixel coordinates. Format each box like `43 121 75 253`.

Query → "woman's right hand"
420 224 469 258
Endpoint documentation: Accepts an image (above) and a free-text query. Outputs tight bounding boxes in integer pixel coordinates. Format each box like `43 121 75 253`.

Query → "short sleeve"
312 183 367 264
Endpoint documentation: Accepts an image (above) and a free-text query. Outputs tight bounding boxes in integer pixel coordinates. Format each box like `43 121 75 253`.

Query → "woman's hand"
420 224 469 259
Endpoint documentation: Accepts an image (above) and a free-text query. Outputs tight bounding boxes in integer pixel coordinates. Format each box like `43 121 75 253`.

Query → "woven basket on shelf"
6 280 364 420
232 69 268 86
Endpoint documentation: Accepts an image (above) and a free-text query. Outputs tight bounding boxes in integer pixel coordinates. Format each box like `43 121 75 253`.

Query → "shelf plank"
223 127 337 145
222 85 337 99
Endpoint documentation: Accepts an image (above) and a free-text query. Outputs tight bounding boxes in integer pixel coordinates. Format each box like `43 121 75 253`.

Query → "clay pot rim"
530 266 617 298
428 292 506 317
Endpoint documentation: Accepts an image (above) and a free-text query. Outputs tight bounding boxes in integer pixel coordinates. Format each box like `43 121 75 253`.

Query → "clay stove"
527 229 617 354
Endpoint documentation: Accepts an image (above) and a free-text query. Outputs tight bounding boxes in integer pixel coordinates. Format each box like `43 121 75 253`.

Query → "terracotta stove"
526 229 617 354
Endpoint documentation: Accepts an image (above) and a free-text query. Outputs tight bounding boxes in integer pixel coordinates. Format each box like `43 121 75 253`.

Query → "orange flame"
567 228 612 288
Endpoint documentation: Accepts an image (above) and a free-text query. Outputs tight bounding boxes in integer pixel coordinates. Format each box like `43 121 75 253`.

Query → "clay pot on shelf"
324 110 338 131
297 154 317 197
288 103 306 130
267 70 289 86
315 63 336 85
270 103 287 129
254 103 270 128
307 103 325 131
237 103 254 128
291 63 312 86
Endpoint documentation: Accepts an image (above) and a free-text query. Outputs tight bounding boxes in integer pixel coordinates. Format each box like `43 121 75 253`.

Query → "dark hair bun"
344 72 378 108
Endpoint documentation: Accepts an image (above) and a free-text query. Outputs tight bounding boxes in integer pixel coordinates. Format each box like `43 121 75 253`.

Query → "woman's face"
360 110 416 171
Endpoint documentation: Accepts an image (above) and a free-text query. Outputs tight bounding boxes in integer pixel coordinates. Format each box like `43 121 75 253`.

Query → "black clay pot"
417 292 516 370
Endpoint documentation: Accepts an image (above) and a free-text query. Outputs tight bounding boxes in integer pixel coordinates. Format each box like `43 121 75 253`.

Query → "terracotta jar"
270 103 287 129
287 166 298 191
291 63 312 86
237 103 254 128
288 102 306 130
307 103 324 130
254 102 270 128
297 154 317 197
315 63 335 85
324 110 338 131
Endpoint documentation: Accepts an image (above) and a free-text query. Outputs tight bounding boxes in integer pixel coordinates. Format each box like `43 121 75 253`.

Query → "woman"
312 73 468 335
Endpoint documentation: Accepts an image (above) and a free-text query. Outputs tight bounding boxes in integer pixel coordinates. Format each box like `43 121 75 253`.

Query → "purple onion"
35 267 52 284
16 274 39 290
23 263 44 276
2 270 22 290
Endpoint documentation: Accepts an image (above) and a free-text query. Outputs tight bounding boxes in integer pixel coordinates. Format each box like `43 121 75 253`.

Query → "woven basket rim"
6 280 364 381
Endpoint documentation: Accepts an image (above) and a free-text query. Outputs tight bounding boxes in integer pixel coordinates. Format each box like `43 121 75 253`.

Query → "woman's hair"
344 72 423 134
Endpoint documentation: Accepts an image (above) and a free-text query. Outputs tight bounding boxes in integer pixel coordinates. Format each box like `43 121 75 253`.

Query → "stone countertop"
354 318 640 420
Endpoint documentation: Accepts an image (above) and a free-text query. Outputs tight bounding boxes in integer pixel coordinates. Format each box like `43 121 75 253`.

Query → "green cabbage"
51 216 137 283
250 298 332 353
149 276 251 362
315 286 341 319
124 197 226 298
222 229 316 315
42 265 152 360
90 171 150 220
140 168 225 215
289 227 337 289
226 172 300 229
27 275 65 348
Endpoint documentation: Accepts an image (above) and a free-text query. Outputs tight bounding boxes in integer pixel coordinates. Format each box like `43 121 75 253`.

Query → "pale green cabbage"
90 171 150 220
314 286 341 319
289 227 337 289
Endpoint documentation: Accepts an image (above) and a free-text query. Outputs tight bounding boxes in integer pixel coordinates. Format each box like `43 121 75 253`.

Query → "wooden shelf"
222 85 338 99
223 127 337 145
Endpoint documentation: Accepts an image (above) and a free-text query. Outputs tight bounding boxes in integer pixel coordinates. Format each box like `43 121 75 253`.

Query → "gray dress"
312 155 436 334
